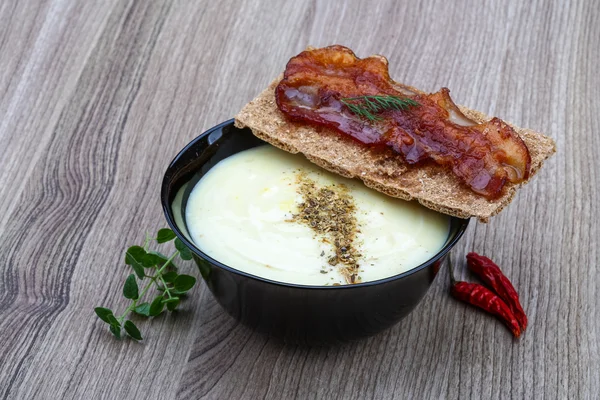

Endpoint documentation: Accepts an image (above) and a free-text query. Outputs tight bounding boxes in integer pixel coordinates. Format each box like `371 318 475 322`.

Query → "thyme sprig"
340 95 420 121
94 228 197 341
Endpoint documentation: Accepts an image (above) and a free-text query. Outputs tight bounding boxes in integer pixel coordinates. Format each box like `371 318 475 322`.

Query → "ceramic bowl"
161 119 469 345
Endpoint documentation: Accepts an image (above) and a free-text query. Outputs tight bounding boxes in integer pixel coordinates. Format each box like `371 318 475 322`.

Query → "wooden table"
1 1 597 398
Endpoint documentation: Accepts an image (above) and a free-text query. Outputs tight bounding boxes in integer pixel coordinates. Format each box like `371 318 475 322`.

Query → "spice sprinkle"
291 172 362 284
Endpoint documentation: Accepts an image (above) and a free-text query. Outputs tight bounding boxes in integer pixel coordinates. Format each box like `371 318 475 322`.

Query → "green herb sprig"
340 95 419 121
94 228 197 341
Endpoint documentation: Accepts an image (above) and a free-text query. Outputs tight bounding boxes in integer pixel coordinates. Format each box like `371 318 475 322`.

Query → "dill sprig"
340 95 420 121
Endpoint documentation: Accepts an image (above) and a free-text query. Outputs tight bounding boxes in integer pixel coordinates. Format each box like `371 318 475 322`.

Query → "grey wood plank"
0 1 119 233
0 0 597 399
0 1 180 398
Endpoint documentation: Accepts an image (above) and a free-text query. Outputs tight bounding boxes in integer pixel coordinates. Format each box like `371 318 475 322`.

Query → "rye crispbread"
234 77 556 222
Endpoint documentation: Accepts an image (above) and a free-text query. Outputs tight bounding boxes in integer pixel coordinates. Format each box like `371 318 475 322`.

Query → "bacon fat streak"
275 45 531 199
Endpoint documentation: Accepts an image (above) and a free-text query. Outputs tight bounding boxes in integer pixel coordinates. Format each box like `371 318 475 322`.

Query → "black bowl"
161 119 469 345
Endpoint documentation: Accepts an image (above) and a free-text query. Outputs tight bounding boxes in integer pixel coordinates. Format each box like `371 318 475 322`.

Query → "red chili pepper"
466 252 527 331
448 257 521 337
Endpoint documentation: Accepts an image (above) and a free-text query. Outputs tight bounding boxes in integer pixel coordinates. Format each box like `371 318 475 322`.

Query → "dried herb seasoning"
291 172 362 284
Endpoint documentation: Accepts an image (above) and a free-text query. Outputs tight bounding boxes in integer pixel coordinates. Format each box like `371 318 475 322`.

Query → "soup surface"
185 145 450 285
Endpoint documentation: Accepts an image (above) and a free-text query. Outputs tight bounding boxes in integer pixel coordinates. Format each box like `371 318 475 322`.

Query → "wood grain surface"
0 0 597 399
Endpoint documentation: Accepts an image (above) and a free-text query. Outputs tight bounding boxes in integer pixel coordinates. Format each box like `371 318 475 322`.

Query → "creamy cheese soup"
185 146 450 285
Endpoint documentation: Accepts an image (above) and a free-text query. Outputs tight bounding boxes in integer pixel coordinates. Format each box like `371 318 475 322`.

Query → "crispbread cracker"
235 77 556 222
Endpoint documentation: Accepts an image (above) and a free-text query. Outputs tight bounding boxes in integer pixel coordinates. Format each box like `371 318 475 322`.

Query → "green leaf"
127 245 166 269
125 246 148 277
144 253 164 268
109 323 121 339
131 263 145 279
124 320 143 340
175 238 193 260
161 296 180 304
94 307 114 324
149 250 169 260
162 271 178 283
173 274 196 293
156 228 176 243
126 245 147 262
166 297 180 311
107 314 119 326
149 295 164 316
148 251 178 271
134 302 151 317
123 274 139 300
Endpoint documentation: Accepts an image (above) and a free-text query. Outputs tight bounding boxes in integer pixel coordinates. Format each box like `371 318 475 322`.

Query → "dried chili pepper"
448 257 521 337
466 252 527 331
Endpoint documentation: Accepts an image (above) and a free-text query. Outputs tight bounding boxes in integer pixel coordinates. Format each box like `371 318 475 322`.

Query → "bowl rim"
161 119 470 290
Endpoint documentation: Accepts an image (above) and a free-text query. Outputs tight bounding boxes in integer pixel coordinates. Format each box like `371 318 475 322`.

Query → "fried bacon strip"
275 45 531 199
